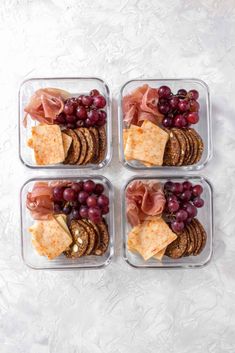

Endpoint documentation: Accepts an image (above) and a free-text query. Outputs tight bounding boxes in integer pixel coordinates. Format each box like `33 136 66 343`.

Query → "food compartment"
122 175 213 268
19 77 112 169
119 79 211 170
20 176 114 270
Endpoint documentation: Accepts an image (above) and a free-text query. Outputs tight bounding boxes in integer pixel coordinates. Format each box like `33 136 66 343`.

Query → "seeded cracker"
74 129 88 165
187 128 198 165
163 128 181 166
78 219 97 255
31 124 65 165
79 128 95 164
125 120 169 166
65 220 89 258
165 229 188 259
188 128 204 164
172 128 186 166
97 126 107 163
94 220 110 256
63 129 81 164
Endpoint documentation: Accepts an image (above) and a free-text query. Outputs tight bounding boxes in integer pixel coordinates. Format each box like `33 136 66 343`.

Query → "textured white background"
0 0 235 352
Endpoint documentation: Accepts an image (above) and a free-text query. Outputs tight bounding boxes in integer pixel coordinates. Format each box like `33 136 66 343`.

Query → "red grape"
192 185 203 197
188 90 199 100
169 96 179 109
168 200 180 213
83 180 96 193
176 209 188 222
158 104 170 114
63 188 77 202
173 115 187 128
85 119 93 127
79 205 89 218
164 181 173 191
78 191 89 204
86 195 97 207
62 204 72 215
180 190 192 201
96 111 107 126
159 98 168 105
90 89 100 96
158 86 171 98
71 182 84 193
183 181 192 190
71 201 80 209
189 100 200 112
171 220 184 233
54 202 62 213
162 117 173 128
172 182 183 194
87 110 99 124
193 197 204 208
177 89 187 97
93 95 106 109
56 113 66 124
168 195 177 202
178 100 190 112
182 201 191 210
76 106 87 120
64 103 74 115
81 95 93 107
101 205 109 215
71 208 81 220
88 206 102 223
97 194 109 207
94 183 104 195
186 203 197 217
187 112 199 124
53 187 64 201
185 217 192 224
66 115 77 124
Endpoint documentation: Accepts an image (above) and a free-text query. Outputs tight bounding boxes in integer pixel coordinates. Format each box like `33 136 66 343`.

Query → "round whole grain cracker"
163 128 181 166
191 219 203 255
193 218 207 255
188 128 204 165
89 127 100 163
97 126 107 163
65 220 89 258
74 129 88 165
78 219 97 255
85 219 101 254
181 129 191 165
165 230 188 259
184 223 196 256
63 129 81 165
172 128 186 166
79 128 95 164
187 129 198 165
184 129 194 165
94 219 109 256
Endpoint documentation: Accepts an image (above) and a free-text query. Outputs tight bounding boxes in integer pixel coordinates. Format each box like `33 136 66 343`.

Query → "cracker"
165 230 188 259
187 129 198 165
163 129 181 166
78 219 97 255
181 129 191 165
188 128 204 165
62 132 72 158
31 124 65 165
65 220 89 258
74 129 88 165
184 223 196 256
125 121 168 166
79 128 95 164
94 219 110 256
192 218 207 255
29 216 72 260
172 128 186 166
63 129 81 164
89 127 99 163
97 126 107 163
127 217 177 261
153 247 166 260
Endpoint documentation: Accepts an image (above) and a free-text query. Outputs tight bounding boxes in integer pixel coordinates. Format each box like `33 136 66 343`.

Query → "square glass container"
19 77 112 169
122 175 213 269
118 78 212 171
20 176 114 270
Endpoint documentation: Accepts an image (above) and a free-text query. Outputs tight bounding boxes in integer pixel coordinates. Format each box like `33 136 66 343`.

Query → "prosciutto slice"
122 84 163 127
26 182 54 220
126 180 166 227
23 88 70 127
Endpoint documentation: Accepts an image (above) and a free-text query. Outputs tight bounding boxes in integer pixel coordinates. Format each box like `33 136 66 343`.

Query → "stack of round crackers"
64 218 110 258
165 218 207 259
163 128 204 166
63 126 107 165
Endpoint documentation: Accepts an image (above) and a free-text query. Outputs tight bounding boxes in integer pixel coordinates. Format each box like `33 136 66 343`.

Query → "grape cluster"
164 181 204 233
53 180 109 223
157 86 200 129
55 89 107 129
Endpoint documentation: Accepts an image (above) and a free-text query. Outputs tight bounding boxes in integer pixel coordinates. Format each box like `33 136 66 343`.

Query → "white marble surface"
0 0 235 352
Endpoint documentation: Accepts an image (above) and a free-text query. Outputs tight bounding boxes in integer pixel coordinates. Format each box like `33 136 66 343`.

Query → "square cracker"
124 121 169 166
31 124 65 165
127 217 177 261
28 216 72 260
54 214 71 235
62 132 72 158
